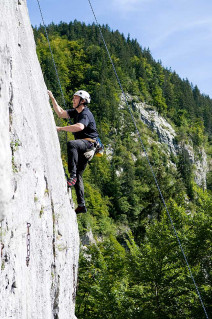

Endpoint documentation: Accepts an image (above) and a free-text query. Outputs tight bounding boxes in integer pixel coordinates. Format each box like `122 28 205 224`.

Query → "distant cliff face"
138 102 208 188
135 102 178 155
121 95 208 189
0 1 79 318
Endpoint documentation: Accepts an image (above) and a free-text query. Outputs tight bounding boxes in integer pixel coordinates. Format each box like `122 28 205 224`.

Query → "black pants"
67 139 92 206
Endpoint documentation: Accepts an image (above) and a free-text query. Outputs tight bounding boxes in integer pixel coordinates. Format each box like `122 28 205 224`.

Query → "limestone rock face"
136 102 208 188
182 144 208 189
121 95 208 188
135 102 178 155
0 1 79 318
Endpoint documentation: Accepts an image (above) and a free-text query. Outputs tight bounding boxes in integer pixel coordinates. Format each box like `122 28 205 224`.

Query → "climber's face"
73 95 81 108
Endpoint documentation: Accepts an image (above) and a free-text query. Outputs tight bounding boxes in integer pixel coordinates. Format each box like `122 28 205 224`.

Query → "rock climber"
48 90 98 214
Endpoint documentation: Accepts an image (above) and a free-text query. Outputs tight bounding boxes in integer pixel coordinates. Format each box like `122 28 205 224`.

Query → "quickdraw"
26 223 31 267
0 221 4 258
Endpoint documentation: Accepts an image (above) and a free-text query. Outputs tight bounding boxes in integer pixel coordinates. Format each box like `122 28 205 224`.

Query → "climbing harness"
87 1 209 318
83 137 104 161
36 1 208 317
83 137 104 158
95 137 104 157
26 223 31 267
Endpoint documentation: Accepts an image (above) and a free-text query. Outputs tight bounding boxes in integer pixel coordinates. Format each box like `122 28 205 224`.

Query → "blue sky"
28 0 212 98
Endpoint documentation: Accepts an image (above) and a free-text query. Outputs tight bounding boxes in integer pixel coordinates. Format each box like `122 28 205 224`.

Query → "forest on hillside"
33 21 211 318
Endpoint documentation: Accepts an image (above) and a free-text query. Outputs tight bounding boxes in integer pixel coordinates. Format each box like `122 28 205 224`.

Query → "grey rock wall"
135 102 178 155
137 104 208 188
181 144 208 189
121 95 208 188
0 1 79 318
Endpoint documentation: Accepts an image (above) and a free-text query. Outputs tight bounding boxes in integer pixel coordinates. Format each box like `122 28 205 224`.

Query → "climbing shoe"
75 206 87 214
67 176 77 187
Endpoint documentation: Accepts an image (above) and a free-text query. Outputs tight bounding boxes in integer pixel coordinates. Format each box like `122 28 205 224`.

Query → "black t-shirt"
67 107 98 140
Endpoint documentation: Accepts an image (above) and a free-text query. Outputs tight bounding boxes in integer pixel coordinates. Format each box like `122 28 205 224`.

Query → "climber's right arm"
47 90 68 119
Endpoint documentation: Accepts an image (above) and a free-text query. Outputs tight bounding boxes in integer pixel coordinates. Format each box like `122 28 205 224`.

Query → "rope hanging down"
36 0 67 109
36 0 69 148
87 0 209 318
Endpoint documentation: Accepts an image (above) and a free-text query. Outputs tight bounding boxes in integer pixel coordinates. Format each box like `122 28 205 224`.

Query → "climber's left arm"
56 123 84 132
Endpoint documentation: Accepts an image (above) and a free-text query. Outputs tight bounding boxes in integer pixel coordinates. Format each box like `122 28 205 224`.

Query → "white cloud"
150 18 212 50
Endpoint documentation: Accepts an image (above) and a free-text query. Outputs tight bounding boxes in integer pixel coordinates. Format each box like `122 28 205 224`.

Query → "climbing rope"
36 0 67 109
87 1 209 318
35 1 209 317
36 0 69 152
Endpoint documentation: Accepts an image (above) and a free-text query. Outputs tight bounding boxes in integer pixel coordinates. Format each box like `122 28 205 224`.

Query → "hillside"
33 21 212 319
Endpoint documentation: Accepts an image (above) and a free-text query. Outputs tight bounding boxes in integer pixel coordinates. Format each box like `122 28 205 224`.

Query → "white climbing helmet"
74 90 91 104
